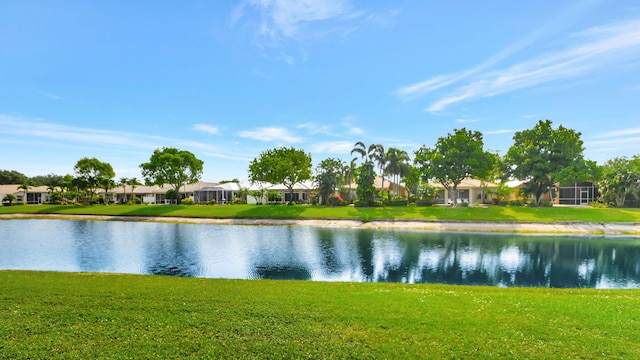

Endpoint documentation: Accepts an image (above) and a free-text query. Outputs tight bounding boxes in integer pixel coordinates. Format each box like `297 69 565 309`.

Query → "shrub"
209 199 217 205
415 200 434 207
181 198 195 205
508 199 526 206
589 201 608 208
327 195 347 207
386 199 408 207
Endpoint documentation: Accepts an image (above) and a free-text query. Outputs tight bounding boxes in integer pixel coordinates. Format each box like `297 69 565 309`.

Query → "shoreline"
2 213 640 236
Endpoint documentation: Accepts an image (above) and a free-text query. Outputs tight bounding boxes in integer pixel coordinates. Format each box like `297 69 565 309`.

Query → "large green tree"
248 147 312 204
415 128 494 205
598 156 640 207
140 147 203 204
74 157 115 204
315 158 344 205
0 170 28 185
505 120 587 206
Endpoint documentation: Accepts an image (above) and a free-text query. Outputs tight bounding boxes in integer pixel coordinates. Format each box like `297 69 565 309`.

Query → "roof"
0 184 50 195
429 178 500 189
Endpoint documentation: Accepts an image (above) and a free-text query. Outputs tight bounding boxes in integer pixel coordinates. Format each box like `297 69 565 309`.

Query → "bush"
354 199 381 207
386 199 408 207
181 198 195 205
327 195 347 207
209 199 217 205
589 201 608 208
415 200 434 207
508 199 526 206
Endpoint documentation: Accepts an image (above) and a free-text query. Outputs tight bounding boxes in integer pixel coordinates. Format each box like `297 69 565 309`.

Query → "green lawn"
1 271 638 359
2 203 640 223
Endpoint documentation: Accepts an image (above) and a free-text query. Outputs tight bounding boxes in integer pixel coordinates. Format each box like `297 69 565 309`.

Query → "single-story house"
244 180 315 204
0 184 50 204
345 176 409 199
504 179 598 205
430 179 499 205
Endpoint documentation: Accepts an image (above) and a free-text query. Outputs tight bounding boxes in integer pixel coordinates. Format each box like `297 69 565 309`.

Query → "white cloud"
237 126 304 143
592 126 640 139
309 140 354 154
485 129 516 135
397 18 640 112
0 114 161 150
455 118 477 123
297 122 333 135
192 124 220 135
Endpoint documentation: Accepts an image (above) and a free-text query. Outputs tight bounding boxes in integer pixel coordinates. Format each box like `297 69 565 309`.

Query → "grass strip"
2 204 640 223
1 271 639 359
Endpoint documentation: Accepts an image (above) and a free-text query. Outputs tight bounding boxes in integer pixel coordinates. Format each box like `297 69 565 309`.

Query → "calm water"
1 219 640 288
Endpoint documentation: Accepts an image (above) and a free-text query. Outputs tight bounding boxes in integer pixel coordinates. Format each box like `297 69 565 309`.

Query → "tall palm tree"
343 158 358 202
350 141 377 163
370 144 386 193
127 177 142 202
17 182 30 204
384 148 411 197
119 177 128 203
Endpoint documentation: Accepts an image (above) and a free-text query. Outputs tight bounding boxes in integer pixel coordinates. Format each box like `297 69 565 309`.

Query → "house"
0 184 50 204
244 180 315 204
346 176 409 199
110 182 237 204
504 179 598 205
430 179 499 205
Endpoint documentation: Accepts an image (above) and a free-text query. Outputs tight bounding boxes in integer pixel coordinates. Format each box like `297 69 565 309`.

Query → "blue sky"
2 0 640 182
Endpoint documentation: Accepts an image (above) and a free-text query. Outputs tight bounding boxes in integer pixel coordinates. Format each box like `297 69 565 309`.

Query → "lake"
1 219 640 288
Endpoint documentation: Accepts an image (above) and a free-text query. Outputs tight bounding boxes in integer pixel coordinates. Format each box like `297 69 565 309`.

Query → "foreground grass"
2 203 640 223
1 271 639 359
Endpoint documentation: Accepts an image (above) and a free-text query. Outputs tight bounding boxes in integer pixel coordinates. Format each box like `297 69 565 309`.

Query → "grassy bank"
1 271 638 359
2 203 640 223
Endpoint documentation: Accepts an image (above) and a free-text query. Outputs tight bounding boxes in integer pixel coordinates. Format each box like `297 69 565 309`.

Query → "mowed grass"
2 203 640 223
1 271 639 359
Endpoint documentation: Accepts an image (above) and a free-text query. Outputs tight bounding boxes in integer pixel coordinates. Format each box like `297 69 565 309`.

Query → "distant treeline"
0 170 64 187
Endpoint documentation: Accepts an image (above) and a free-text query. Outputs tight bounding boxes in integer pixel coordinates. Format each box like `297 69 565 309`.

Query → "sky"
2 0 640 182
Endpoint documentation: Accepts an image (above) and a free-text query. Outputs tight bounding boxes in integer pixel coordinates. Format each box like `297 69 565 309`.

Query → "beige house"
430 178 500 205
244 180 315 204
0 184 50 204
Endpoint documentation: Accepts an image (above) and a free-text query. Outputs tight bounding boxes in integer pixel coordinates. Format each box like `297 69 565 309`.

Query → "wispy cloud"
0 114 162 150
237 126 304 143
192 124 220 135
309 140 354 154
592 126 640 139
397 18 640 112
485 129 517 135
231 0 389 63
37 90 62 100
297 122 333 135
234 0 360 40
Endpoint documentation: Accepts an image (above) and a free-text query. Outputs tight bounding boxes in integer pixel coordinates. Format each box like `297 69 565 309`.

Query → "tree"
384 148 411 197
248 147 312 204
415 128 494 205
140 147 204 204
2 194 17 206
17 182 30 204
505 120 586 206
74 157 115 204
355 162 377 206
315 158 344 205
127 177 142 202
0 170 28 185
351 142 378 205
598 156 640 207
98 177 116 204
118 177 128 203
370 144 386 193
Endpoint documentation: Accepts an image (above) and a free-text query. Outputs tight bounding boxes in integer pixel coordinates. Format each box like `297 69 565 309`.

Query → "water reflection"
1 219 640 288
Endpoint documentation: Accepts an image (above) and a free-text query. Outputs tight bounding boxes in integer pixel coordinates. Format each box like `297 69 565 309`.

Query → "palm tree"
127 177 142 203
17 182 30 204
118 177 128 203
370 144 386 193
343 158 358 202
384 148 411 197
99 177 116 204
350 141 378 163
